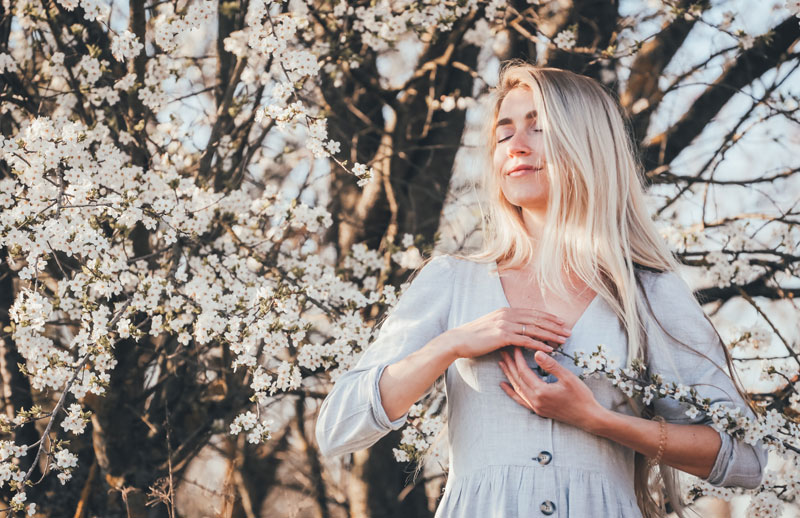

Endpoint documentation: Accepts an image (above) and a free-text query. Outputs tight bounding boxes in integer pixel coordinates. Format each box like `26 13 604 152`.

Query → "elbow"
313 365 396 459
314 421 370 459
706 432 768 489
315 418 332 458
314 401 340 459
728 454 765 490
738 442 768 490
314 399 370 459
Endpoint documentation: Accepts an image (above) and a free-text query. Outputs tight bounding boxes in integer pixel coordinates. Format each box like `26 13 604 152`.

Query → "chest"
448 271 632 414
498 269 597 329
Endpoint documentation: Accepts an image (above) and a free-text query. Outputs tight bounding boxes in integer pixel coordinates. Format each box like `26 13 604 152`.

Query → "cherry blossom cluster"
687 457 800 518
655 217 793 289
569 347 798 453
0 106 424 510
568 346 798 515
336 0 483 52
392 397 447 464
110 30 144 62
229 411 274 444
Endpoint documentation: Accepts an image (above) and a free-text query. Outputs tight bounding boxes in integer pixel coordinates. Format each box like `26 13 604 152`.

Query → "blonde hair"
464 62 685 517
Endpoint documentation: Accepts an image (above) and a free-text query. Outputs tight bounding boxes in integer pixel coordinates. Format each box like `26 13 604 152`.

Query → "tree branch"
641 16 800 168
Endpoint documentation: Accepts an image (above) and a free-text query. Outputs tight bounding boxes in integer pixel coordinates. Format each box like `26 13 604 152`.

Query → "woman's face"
492 87 549 213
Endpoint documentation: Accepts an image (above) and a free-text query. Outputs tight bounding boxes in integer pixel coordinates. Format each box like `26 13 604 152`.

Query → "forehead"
497 87 537 122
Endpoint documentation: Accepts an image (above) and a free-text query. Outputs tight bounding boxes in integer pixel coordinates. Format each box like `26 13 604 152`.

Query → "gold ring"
522 324 526 336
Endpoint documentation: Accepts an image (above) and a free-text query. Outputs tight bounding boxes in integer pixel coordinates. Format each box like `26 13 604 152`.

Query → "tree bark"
320 15 482 518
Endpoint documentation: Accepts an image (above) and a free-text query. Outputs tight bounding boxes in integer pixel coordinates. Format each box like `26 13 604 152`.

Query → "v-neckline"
491 260 600 335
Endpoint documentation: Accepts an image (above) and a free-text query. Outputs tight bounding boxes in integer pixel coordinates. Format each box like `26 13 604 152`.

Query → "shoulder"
414 253 486 277
636 268 700 320
403 254 457 290
636 268 694 304
406 254 490 295
636 268 720 351
415 254 455 276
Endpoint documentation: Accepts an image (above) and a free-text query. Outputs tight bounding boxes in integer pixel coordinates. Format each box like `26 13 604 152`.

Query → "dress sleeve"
639 270 767 489
315 255 455 458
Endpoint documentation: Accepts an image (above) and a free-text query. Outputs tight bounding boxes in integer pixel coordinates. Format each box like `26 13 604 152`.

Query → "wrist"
584 405 616 436
434 330 463 362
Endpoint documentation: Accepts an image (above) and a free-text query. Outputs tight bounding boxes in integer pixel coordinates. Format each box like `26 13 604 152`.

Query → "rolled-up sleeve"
640 270 768 489
315 255 455 458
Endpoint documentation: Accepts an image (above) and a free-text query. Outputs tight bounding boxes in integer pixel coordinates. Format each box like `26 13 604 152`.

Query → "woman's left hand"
499 347 608 432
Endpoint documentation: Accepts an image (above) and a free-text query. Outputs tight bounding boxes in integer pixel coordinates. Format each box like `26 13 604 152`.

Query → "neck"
521 206 546 243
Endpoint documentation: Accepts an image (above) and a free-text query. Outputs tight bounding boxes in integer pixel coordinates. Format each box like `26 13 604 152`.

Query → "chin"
502 192 548 209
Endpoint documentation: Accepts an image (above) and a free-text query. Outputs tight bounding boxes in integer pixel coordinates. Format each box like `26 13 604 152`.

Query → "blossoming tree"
0 0 798 517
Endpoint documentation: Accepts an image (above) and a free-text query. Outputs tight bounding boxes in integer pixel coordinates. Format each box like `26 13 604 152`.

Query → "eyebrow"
496 110 537 129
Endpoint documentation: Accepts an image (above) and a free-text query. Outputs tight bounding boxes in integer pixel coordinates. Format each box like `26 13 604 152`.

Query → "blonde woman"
315 64 767 517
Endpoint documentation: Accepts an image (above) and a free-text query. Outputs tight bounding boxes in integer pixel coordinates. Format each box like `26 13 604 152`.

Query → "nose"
507 132 531 157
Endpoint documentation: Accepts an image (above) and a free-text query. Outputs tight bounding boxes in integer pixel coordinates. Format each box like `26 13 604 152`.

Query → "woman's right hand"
446 307 571 359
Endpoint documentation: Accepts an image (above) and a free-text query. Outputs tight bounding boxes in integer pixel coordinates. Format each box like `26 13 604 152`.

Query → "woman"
315 64 767 517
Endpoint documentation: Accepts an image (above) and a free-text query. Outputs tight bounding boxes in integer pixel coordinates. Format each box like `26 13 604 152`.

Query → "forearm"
589 408 721 479
379 331 459 421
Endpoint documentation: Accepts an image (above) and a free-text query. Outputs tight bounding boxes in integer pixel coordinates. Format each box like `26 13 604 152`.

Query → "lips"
506 164 543 177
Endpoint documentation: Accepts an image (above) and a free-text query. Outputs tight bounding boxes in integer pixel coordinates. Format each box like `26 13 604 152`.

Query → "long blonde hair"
465 62 685 517
470 62 681 366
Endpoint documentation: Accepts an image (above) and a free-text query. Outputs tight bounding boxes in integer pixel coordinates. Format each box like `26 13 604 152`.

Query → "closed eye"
497 135 512 143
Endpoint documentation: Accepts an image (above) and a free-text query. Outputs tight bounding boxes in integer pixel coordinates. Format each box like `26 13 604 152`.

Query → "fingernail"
545 346 554 352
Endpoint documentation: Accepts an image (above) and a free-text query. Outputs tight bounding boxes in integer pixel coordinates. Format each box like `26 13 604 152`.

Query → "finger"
508 310 571 337
505 319 567 343
507 308 566 329
524 319 572 339
513 346 547 388
500 381 534 411
534 350 570 378
499 354 527 393
507 333 554 353
524 308 569 329
530 308 566 325
499 352 516 382
524 326 570 345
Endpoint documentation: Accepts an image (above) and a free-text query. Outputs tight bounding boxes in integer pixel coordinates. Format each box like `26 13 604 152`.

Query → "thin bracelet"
648 416 667 468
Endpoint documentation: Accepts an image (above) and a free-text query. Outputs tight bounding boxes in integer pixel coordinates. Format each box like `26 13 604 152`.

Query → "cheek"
498 177 516 203
492 148 504 172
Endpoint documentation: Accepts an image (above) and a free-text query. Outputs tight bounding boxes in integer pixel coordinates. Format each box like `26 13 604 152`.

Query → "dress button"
536 451 552 465
540 500 556 515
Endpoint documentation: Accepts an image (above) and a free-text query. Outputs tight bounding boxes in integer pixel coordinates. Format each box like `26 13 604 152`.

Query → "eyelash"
497 128 542 143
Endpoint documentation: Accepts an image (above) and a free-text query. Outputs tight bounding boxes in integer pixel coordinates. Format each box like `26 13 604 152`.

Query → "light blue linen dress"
315 255 767 517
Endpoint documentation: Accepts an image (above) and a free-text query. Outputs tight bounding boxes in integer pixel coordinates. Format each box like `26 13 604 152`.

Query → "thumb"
534 351 566 375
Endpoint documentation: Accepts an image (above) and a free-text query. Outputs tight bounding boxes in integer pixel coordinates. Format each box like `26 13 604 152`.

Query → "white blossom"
554 29 576 50
54 449 78 469
0 53 17 73
739 32 756 50
61 404 89 435
111 30 144 62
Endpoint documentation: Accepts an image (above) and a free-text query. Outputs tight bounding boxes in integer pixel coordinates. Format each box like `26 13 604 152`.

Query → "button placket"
537 418 558 515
